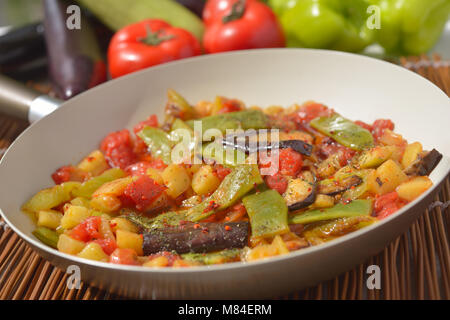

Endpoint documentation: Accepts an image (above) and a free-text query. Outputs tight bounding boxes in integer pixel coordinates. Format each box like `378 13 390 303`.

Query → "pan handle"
0 74 61 122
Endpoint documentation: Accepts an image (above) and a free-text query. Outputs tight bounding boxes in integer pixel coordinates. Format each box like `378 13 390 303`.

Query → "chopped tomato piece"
51 166 87 184
279 148 303 176
217 98 241 114
265 172 288 194
372 119 394 141
214 165 232 181
123 175 166 211
93 238 117 255
133 114 159 135
374 191 404 219
109 248 139 265
125 161 153 176
355 120 373 132
100 129 136 169
294 103 333 125
69 216 102 242
149 158 167 170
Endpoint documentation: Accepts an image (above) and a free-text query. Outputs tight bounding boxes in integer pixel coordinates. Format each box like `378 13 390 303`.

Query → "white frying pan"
0 49 449 299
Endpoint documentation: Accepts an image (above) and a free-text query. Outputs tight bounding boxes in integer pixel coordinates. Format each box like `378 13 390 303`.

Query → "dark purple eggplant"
43 0 106 100
404 149 442 176
283 178 316 211
143 221 249 255
175 0 206 17
222 136 313 157
318 175 363 196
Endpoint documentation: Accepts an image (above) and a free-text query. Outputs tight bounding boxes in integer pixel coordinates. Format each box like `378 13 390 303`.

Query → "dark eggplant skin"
404 149 442 176
288 188 316 211
318 175 363 196
175 0 206 17
222 138 313 157
43 0 106 100
143 221 249 255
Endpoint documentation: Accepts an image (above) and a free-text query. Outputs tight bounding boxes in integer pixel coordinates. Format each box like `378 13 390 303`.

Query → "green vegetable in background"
243 189 289 238
187 164 263 222
310 114 374 151
289 199 373 225
371 0 450 55
270 0 375 52
75 0 204 41
72 168 125 198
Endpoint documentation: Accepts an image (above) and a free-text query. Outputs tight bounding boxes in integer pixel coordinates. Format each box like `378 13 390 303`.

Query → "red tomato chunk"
265 172 288 194
93 238 117 255
133 114 159 135
374 191 404 220
51 166 87 184
109 248 139 265
279 148 303 176
372 119 394 141
294 103 333 125
69 216 102 242
100 129 136 169
123 175 165 211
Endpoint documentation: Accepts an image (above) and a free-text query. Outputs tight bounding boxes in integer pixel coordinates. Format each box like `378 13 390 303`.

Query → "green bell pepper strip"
310 114 374 151
201 142 247 167
372 0 450 55
72 168 126 198
289 199 373 225
186 164 264 222
33 227 59 248
181 248 242 265
243 189 289 238
186 110 268 136
138 126 175 165
126 211 186 231
270 0 376 52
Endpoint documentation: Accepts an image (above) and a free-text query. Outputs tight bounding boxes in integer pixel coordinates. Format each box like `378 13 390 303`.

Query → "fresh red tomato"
109 248 139 265
69 216 102 242
279 148 303 176
265 172 288 194
203 0 285 53
51 166 87 185
372 119 395 140
108 20 202 78
100 129 136 169
123 175 166 211
93 238 117 255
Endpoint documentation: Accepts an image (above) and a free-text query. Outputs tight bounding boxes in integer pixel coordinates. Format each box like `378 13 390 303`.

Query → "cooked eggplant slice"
142 221 249 255
318 175 363 196
221 134 313 156
404 149 442 176
283 178 316 211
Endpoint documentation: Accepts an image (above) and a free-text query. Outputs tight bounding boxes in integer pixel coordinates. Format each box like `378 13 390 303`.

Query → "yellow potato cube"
92 177 133 197
61 205 90 230
396 176 432 202
57 234 86 255
111 217 139 233
116 229 143 255
401 142 423 168
146 168 164 185
162 164 191 198
191 165 220 196
77 242 109 262
311 194 334 209
369 160 408 195
90 194 121 213
143 256 169 268
77 150 109 176
37 210 63 230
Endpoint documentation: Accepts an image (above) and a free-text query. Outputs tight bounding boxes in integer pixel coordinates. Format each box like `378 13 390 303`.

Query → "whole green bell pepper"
371 0 450 55
270 0 376 52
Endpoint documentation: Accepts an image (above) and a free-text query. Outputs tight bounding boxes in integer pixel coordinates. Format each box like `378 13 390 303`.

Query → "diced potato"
77 150 109 176
57 234 86 255
185 164 202 177
311 194 334 209
111 217 139 233
396 176 432 202
116 229 143 255
60 205 90 230
99 217 115 240
264 106 284 116
194 100 213 117
378 130 406 162
70 197 90 208
37 210 63 230
246 235 289 261
90 194 121 213
401 142 423 169
77 242 109 262
143 256 169 268
22 185 70 213
161 164 191 198
146 168 164 185
191 165 220 195
358 146 394 169
369 160 407 195
92 177 133 197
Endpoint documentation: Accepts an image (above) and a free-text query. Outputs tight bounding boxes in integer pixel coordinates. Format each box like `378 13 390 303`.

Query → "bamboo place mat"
0 55 449 300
